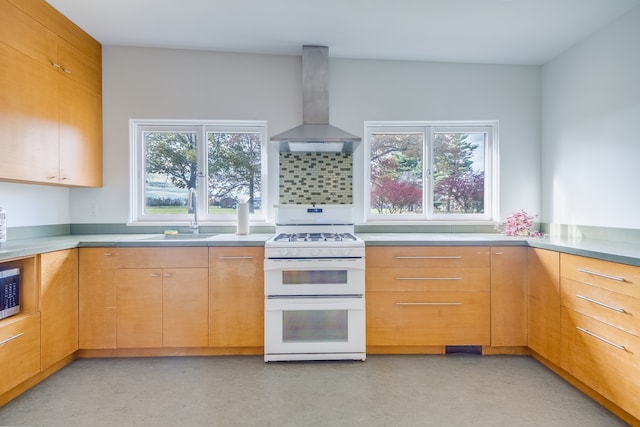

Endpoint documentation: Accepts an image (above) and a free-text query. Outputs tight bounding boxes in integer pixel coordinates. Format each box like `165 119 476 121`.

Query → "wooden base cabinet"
79 248 116 349
80 248 208 349
527 248 561 365
0 313 41 395
560 253 640 421
209 247 264 348
40 249 79 370
366 246 491 349
490 247 527 346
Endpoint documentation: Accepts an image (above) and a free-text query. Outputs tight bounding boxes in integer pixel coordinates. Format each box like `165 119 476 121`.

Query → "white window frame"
364 120 499 223
129 119 268 225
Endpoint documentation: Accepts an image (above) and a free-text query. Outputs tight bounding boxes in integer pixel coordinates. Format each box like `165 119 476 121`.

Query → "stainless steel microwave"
0 268 20 320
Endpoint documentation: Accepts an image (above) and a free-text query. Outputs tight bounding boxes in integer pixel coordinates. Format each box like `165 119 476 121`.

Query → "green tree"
145 132 198 190
433 133 484 213
208 132 261 213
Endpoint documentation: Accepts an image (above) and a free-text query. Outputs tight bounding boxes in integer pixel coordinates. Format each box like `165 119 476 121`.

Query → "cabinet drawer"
114 248 208 268
367 291 490 346
561 254 640 299
561 308 640 419
561 277 640 337
366 267 489 292
0 313 41 395
366 247 490 268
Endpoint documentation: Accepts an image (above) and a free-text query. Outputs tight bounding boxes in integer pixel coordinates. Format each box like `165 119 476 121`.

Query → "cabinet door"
57 40 102 187
367 291 490 346
491 246 527 346
0 37 59 184
527 248 561 365
209 247 264 348
79 248 116 349
40 249 78 370
115 269 162 348
0 313 41 395
163 268 208 347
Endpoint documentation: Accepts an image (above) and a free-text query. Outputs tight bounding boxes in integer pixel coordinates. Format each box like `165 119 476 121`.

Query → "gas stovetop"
272 232 359 243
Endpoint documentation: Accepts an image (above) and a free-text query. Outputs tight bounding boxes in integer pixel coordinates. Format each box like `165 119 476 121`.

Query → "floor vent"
445 345 482 355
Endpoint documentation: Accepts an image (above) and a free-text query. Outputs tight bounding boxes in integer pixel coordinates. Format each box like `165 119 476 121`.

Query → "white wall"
330 59 541 223
0 182 69 227
541 6 640 229
68 47 541 225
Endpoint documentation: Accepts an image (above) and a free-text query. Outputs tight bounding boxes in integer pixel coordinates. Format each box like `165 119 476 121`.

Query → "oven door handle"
264 259 365 272
265 299 364 311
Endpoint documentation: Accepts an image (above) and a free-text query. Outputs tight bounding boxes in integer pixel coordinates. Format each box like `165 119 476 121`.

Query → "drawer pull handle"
150 273 160 278
396 302 462 306
576 294 626 314
163 273 172 277
576 268 625 282
103 252 113 257
395 277 461 281
0 332 24 346
576 327 627 352
395 256 462 260
218 256 254 260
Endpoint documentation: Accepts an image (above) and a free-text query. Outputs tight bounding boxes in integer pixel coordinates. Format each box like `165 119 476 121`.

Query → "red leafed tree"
371 176 422 214
434 170 484 213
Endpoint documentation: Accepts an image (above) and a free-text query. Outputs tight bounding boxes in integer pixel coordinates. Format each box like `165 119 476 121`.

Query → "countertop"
360 233 640 267
1 232 640 267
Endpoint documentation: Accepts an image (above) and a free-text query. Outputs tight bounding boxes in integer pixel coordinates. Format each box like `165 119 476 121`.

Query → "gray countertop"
1 232 640 267
359 233 640 267
0 233 273 261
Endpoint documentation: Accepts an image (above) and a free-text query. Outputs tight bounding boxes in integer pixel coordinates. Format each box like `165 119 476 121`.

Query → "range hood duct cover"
271 46 361 153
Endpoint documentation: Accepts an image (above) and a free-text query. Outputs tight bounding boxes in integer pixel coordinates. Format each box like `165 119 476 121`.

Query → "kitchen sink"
141 233 217 241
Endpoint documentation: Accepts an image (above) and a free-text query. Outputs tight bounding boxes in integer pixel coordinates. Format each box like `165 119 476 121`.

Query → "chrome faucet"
188 187 199 234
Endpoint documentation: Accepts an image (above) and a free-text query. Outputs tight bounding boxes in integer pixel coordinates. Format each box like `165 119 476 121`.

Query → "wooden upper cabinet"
0 0 102 187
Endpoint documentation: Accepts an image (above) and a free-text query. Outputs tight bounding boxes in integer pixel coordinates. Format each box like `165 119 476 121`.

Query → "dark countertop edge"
2 233 640 267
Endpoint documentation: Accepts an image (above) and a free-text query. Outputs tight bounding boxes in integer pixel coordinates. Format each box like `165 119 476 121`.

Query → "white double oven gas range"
264 205 366 362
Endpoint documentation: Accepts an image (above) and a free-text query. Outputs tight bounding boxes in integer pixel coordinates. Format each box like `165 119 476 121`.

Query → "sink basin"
142 234 217 241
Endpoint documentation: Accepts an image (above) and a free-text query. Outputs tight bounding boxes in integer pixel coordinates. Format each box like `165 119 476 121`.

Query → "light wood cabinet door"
209 247 264 348
561 307 640 420
367 291 491 346
115 269 163 348
0 0 59 184
163 268 209 347
0 313 41 395
527 248 561 365
491 246 527 346
57 39 102 187
40 249 79 370
79 248 116 349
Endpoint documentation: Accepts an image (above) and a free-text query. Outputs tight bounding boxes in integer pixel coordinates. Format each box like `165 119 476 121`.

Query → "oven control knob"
277 248 289 257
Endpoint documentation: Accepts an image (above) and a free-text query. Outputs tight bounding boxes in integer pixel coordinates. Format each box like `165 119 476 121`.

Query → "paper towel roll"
237 202 250 235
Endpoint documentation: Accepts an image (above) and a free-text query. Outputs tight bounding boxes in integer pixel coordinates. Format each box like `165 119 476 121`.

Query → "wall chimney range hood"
271 46 361 153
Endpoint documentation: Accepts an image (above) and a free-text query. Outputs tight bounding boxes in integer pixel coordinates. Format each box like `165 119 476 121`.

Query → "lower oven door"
264 258 365 296
264 297 366 361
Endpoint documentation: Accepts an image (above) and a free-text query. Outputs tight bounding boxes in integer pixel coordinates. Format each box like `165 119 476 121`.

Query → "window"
365 121 498 221
130 120 267 224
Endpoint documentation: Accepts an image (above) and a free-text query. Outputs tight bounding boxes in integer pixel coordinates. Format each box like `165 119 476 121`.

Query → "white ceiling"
46 0 640 65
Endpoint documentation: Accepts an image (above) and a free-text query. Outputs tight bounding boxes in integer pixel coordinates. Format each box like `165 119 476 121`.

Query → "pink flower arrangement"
496 210 543 238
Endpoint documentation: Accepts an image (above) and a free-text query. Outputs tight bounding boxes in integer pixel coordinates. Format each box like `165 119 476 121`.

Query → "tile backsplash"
279 152 352 204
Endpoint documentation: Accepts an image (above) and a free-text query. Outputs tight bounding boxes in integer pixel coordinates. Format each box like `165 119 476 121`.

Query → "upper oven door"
264 258 365 296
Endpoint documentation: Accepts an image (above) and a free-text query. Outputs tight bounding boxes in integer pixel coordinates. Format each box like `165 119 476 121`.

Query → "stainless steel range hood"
271 46 361 153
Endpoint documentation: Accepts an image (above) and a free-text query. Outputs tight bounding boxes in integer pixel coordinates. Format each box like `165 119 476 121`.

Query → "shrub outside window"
130 120 267 224
365 121 498 222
